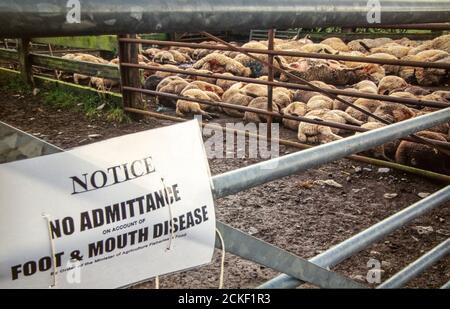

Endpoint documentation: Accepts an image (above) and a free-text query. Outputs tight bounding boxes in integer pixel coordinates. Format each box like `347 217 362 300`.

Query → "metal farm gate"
0 0 450 288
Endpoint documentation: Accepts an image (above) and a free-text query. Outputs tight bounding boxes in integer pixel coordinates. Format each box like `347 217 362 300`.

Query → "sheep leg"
318 126 343 143
176 107 186 117
297 130 308 143
333 110 364 126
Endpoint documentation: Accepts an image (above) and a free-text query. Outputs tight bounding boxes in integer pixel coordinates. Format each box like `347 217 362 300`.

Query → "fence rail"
0 48 120 80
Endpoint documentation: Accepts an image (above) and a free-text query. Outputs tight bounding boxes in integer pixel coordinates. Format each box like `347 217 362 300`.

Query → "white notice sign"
0 120 216 288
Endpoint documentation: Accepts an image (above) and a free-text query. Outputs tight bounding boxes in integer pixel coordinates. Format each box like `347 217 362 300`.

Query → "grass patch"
106 107 131 124
41 88 84 110
0 73 130 124
0 74 32 94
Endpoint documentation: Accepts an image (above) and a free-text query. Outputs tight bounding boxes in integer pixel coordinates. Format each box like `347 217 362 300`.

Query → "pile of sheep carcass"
60 35 450 173
139 35 449 174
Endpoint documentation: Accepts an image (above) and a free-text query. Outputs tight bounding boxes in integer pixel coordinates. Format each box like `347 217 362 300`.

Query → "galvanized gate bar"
442 280 450 289
377 238 450 288
259 185 450 288
0 121 62 164
213 108 450 199
1 0 450 38
216 222 365 289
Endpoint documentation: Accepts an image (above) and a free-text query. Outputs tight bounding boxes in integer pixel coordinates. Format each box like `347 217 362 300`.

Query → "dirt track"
0 87 449 289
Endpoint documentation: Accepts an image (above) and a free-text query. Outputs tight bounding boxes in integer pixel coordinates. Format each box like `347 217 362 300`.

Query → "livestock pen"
0 0 450 289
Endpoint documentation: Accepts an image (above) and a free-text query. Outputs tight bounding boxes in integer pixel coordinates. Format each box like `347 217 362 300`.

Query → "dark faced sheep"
358 122 400 161
368 103 416 123
378 76 409 95
395 131 450 174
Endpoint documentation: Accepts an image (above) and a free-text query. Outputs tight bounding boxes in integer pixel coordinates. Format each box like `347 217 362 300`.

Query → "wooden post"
17 38 34 87
118 34 143 111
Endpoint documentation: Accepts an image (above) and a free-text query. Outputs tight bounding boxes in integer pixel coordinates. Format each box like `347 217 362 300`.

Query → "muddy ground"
0 87 449 289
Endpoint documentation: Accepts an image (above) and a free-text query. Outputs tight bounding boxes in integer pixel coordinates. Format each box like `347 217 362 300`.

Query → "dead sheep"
168 49 192 63
274 36 313 51
176 88 219 119
347 38 394 53
426 91 450 103
155 76 191 108
155 76 185 92
339 51 367 68
153 64 180 78
143 75 165 91
191 41 222 60
239 83 268 97
392 86 431 97
368 103 416 123
142 48 161 60
378 76 409 95
371 43 410 58
234 53 286 78
306 95 334 111
395 37 422 48
170 46 195 57
395 131 450 174
355 63 386 84
320 37 349 52
153 51 176 64
189 80 224 97
297 109 364 144
332 83 379 112
400 50 449 85
354 80 378 93
217 50 241 59
241 41 268 50
389 91 417 100
216 72 239 91
297 115 343 144
414 50 450 86
407 42 433 56
244 97 280 123
221 87 254 118
281 102 307 130
398 54 420 83
62 53 108 84
234 83 292 109
307 108 364 131
180 68 216 85
193 53 252 77
298 43 338 55
333 88 360 111
430 34 450 53
336 54 386 83
89 77 118 92
280 58 367 85
63 53 108 64
293 81 336 103
367 53 400 75
345 98 384 122
272 87 293 109
358 122 400 161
